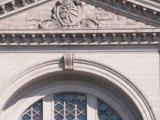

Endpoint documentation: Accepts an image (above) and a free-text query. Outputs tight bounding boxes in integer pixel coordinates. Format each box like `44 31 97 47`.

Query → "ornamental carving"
0 0 160 26
52 0 82 26
0 0 155 29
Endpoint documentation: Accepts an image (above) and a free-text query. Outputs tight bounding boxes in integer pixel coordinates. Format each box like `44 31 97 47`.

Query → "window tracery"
21 93 122 120
54 93 87 120
21 100 43 120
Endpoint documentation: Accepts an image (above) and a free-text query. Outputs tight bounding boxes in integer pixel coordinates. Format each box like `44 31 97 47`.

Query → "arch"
18 83 128 120
0 57 156 120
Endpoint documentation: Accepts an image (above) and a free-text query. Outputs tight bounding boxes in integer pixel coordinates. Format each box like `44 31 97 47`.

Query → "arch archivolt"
6 82 132 120
0 56 156 120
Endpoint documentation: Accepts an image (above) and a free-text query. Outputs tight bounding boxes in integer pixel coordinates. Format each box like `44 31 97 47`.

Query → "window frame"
42 93 98 120
17 81 135 120
21 92 123 120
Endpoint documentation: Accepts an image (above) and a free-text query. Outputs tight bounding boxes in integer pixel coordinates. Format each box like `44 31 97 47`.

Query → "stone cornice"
1 0 160 26
129 0 160 10
0 0 51 19
90 0 160 26
135 0 160 8
0 29 159 46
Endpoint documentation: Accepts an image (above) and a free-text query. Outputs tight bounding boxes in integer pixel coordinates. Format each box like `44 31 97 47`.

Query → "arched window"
21 93 122 120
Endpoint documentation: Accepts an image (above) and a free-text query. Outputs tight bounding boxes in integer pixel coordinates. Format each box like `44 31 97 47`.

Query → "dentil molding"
0 29 159 46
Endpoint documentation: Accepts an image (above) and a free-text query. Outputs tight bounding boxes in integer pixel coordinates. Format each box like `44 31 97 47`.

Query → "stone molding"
1 0 160 26
0 0 51 19
0 29 159 46
5 82 136 120
63 54 74 70
0 58 156 120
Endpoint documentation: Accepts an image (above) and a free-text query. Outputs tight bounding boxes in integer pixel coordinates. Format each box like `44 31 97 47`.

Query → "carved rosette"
53 0 82 26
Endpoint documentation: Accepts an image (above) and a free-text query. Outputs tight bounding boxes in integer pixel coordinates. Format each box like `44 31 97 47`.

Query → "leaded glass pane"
21 100 43 120
20 93 123 120
98 99 122 120
54 93 87 120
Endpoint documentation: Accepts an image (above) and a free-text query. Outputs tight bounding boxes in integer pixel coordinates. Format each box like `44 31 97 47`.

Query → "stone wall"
0 51 159 120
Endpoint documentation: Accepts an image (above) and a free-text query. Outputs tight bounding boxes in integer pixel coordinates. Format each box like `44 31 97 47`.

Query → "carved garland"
0 0 160 25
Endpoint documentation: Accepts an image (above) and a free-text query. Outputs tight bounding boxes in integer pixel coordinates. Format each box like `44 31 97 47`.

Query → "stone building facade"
0 0 159 120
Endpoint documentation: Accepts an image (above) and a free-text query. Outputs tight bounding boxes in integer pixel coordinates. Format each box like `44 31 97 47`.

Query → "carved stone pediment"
0 0 158 30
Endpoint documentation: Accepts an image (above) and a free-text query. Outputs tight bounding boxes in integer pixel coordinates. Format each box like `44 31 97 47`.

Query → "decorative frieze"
0 29 159 46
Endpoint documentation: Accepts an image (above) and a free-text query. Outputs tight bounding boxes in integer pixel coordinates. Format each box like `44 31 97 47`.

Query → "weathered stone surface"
0 0 156 30
0 1 159 120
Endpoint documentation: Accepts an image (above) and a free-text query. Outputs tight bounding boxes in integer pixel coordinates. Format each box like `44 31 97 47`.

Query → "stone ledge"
0 29 159 46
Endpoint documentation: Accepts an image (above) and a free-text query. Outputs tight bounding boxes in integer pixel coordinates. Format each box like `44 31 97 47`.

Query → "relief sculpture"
37 0 152 29
52 0 82 26
38 0 99 29
0 0 154 29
